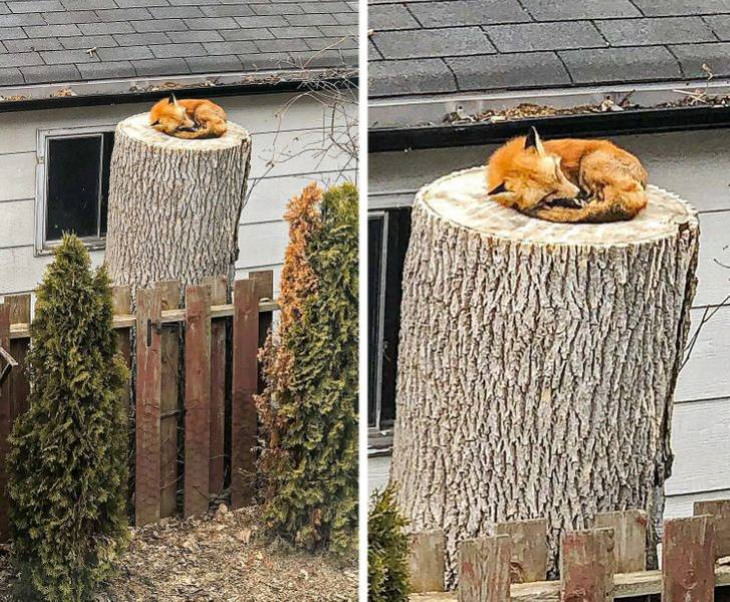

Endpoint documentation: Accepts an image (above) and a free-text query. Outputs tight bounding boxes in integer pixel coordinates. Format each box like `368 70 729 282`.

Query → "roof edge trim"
369 77 730 131
370 103 730 152
0 68 357 112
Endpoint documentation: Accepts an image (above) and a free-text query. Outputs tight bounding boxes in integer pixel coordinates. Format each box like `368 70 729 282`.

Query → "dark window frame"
35 127 115 255
368 206 412 433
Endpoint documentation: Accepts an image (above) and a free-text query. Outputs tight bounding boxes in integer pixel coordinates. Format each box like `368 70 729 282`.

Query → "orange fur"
486 128 648 223
149 96 228 139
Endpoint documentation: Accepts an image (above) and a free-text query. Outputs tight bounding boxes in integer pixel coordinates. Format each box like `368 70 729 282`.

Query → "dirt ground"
0 505 357 601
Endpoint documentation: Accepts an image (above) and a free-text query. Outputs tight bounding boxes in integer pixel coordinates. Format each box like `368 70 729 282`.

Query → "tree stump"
105 112 252 293
391 167 699 587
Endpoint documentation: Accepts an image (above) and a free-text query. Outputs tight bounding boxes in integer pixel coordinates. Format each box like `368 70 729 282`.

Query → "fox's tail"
173 119 227 140
530 188 647 224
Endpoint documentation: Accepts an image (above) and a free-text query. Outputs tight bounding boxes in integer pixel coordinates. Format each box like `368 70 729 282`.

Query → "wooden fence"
0 271 276 539
409 500 730 601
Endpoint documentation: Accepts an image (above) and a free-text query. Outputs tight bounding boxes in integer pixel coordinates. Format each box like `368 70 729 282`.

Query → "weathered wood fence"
409 500 730 601
0 271 276 539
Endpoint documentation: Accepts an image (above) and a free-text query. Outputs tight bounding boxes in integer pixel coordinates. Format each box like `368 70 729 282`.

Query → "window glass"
368 214 385 427
46 136 102 242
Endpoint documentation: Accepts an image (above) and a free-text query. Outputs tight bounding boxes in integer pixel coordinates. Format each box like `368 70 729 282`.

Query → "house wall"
368 129 730 519
0 90 357 298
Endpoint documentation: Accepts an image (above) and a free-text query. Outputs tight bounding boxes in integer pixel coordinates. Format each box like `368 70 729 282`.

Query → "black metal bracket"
0 345 18 389
146 319 163 346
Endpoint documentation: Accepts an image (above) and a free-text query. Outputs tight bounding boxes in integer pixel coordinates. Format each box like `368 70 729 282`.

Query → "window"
368 207 411 431
36 129 115 253
368 212 387 429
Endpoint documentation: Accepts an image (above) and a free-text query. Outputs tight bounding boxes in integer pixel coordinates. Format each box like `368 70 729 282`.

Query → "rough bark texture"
106 113 251 294
391 167 700 588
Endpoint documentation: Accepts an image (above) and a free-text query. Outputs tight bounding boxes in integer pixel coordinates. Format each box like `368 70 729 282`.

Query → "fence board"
157 281 181 519
112 286 133 514
111 286 132 407
495 519 548 584
560 528 615 602
6 294 29 421
184 285 211 518
695 499 730 558
594 510 647 573
251 269 274 347
231 279 258 509
249 270 274 303
0 302 10 540
203 275 227 497
663 515 716 602
135 287 162 526
458 535 511 602
409 531 446 593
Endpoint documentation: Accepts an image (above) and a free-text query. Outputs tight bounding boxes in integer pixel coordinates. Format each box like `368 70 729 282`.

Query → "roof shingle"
0 0 357 90
369 0 730 98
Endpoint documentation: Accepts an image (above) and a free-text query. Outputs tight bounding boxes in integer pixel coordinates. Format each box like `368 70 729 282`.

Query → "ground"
0 506 357 601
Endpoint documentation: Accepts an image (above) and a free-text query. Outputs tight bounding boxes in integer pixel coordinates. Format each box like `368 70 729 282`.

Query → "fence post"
135 287 162 526
203 275 227 498
694 500 730 558
231 279 258 508
6 294 30 421
594 510 647 573
0 302 11 539
184 285 212 518
409 531 446 593
495 518 548 583
458 535 511 602
157 281 181 518
663 515 715 602
561 528 615 602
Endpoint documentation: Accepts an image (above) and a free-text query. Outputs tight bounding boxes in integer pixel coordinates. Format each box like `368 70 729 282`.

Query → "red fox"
149 95 227 139
486 127 648 223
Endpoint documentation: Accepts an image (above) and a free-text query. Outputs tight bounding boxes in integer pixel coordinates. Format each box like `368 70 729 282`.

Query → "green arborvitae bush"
368 486 410 602
256 182 358 555
7 234 129 602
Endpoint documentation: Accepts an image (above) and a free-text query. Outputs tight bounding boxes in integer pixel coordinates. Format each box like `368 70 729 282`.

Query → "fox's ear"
524 126 545 154
488 182 507 195
169 93 178 106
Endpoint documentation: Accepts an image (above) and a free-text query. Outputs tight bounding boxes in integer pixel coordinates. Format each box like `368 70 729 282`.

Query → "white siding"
0 91 357 298
369 129 730 519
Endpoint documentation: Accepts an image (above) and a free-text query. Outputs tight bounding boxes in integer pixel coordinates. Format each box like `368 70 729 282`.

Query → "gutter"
0 69 357 113
370 103 730 152
368 78 730 152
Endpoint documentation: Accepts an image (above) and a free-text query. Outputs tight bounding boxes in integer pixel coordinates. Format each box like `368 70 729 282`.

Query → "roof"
368 0 730 98
0 0 357 91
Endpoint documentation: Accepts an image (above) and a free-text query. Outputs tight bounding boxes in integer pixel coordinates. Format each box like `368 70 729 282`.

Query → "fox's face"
149 95 196 135
489 128 580 209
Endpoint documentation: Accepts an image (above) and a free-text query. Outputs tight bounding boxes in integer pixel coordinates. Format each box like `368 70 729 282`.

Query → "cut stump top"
418 167 698 247
117 112 251 152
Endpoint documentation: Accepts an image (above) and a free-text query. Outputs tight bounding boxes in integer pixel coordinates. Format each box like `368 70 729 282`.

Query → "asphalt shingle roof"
0 0 357 89
369 0 730 98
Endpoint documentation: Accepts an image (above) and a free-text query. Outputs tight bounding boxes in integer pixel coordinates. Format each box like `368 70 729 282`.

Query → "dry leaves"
0 505 357 601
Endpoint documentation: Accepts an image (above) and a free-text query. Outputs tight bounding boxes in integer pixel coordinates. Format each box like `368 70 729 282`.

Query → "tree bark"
391 167 699 587
105 112 252 294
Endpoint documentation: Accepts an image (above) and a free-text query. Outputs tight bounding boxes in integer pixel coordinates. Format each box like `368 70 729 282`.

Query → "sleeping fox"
149 95 227 139
486 127 648 223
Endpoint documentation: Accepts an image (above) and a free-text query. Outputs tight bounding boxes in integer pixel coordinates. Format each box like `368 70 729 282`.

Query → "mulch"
0 505 357 601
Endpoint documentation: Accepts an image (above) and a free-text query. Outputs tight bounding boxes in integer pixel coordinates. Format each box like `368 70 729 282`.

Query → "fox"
149 94 227 139
486 127 648 223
